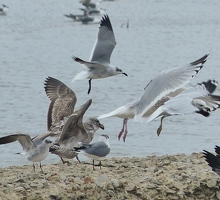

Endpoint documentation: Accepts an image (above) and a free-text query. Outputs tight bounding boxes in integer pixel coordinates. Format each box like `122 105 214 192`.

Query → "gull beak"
99 123 105 130
122 72 128 76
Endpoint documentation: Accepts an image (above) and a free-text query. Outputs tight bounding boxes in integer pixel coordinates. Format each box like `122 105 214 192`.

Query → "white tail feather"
72 71 89 82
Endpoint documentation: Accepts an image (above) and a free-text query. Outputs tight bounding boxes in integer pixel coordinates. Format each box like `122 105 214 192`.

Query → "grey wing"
135 54 209 120
90 15 116 63
82 141 110 157
0 134 35 152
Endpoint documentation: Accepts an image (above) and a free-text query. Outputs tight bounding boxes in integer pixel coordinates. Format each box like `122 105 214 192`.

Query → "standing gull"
72 14 127 94
98 54 209 141
74 134 110 170
49 99 104 164
0 134 54 172
203 146 220 177
44 76 77 135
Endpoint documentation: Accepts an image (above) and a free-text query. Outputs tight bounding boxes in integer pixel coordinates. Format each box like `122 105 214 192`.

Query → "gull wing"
134 54 209 121
0 134 35 152
56 99 92 146
44 76 77 130
89 15 116 63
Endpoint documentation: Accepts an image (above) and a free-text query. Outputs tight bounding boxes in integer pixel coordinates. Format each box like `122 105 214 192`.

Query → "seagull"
74 134 110 170
99 54 209 141
0 134 54 172
79 0 91 5
203 147 220 177
144 81 220 135
49 99 104 164
0 4 9 15
44 76 77 135
72 14 128 94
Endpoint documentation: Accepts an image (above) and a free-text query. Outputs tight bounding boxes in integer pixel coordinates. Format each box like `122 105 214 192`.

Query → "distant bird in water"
0 4 9 15
203 146 220 177
121 19 129 28
0 134 54 173
74 134 110 170
72 15 127 94
79 0 91 5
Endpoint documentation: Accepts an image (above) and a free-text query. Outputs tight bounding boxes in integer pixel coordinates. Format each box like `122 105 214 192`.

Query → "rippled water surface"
1 0 220 167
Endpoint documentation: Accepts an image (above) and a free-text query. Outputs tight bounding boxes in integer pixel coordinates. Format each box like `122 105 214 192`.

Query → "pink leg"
118 118 128 142
123 119 128 142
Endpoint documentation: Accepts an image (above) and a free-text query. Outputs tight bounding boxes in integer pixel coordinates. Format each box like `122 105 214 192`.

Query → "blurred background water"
1 0 220 167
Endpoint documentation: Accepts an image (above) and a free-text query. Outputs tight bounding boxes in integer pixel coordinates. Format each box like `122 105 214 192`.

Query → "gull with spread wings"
72 15 127 94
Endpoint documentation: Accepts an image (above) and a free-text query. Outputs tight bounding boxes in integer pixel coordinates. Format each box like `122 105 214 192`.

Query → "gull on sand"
0 134 54 172
49 99 104 164
74 134 110 170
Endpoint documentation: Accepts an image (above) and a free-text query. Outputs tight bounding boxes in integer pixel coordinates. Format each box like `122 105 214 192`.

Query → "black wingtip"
203 149 220 172
215 145 220 155
190 54 209 66
100 14 113 31
198 79 218 94
195 109 210 117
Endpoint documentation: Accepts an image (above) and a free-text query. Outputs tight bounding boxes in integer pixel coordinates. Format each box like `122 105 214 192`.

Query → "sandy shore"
0 153 219 200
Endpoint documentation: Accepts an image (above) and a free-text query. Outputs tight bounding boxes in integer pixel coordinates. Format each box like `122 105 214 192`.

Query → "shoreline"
0 153 219 200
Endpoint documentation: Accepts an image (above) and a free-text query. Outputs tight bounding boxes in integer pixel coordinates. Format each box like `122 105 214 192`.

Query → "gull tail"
72 71 89 82
98 111 119 119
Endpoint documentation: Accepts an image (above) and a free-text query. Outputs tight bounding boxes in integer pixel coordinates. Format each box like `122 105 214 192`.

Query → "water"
1 0 220 167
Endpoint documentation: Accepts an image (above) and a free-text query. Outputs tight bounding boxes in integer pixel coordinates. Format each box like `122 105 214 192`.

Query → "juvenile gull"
72 14 127 94
99 54 209 141
0 134 54 172
74 134 110 170
49 99 104 164
44 76 77 135
203 147 220 177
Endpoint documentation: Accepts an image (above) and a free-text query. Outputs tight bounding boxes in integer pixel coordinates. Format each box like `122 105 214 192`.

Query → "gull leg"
60 157 71 164
93 159 95 170
123 119 128 142
98 161 102 169
118 118 127 141
60 157 66 164
157 116 165 136
40 162 44 173
76 155 81 163
88 79 92 94
32 163 35 172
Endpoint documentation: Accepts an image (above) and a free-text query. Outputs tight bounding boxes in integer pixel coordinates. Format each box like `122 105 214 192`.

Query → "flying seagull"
145 80 220 135
49 99 104 164
72 14 127 94
98 54 209 141
0 134 54 172
74 134 110 170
